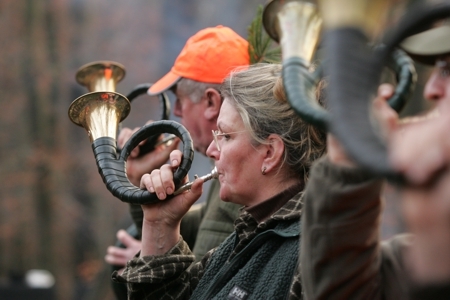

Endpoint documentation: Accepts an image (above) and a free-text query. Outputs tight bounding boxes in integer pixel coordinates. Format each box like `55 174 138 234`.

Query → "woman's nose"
206 140 219 160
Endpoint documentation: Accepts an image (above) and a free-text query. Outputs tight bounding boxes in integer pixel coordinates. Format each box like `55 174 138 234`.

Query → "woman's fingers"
159 164 176 197
170 149 183 167
188 178 204 199
140 165 176 200
140 173 154 192
174 177 204 209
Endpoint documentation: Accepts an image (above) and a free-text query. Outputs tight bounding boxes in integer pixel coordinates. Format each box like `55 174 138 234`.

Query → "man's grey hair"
175 78 222 103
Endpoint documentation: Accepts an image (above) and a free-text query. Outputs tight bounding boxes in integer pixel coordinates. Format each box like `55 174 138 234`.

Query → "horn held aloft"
68 61 216 204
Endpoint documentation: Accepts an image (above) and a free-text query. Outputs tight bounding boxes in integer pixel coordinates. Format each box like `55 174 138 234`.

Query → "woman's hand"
139 149 204 256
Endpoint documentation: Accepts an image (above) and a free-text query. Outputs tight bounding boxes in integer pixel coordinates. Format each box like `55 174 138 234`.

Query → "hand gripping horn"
119 82 172 156
316 1 450 181
68 61 194 204
262 0 417 132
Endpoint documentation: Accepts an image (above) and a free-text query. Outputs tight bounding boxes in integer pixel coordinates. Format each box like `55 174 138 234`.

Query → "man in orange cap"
147 25 250 154
105 26 249 294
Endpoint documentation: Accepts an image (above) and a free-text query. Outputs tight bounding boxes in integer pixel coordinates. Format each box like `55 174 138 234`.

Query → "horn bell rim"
68 91 131 127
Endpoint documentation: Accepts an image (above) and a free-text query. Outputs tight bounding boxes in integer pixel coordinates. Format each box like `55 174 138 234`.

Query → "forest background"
0 0 429 299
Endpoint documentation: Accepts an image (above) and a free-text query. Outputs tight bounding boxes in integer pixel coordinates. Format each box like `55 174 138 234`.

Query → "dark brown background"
0 0 431 299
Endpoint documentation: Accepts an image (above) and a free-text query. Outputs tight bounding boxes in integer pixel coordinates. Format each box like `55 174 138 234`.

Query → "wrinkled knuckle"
150 169 160 176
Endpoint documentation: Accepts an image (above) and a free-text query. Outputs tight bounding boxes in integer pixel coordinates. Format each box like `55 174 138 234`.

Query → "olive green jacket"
300 156 411 300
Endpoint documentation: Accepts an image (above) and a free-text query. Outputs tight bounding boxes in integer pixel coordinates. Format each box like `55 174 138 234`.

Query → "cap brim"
401 25 450 65
148 71 181 96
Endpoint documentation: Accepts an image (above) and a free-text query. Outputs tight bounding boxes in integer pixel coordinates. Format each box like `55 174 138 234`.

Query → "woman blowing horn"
113 63 327 299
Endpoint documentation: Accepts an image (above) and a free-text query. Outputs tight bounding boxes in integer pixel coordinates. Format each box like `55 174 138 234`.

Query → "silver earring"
262 167 267 175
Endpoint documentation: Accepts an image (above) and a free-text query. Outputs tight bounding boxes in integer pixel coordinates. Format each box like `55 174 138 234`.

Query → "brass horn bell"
69 61 130 143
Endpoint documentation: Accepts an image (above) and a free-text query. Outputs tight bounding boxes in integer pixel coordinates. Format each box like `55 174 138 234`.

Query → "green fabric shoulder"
192 179 242 261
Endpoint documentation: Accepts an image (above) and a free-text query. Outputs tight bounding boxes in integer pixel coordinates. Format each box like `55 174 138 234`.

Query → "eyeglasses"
212 130 246 152
436 58 450 78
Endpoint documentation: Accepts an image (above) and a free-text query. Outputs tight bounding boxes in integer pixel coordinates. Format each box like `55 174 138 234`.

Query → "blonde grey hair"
221 63 326 180
174 78 222 103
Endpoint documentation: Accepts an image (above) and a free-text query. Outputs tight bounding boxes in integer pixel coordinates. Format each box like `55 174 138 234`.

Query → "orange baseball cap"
148 25 250 95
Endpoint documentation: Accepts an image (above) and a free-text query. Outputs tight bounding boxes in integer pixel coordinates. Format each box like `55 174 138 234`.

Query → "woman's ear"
261 134 285 174
203 88 222 121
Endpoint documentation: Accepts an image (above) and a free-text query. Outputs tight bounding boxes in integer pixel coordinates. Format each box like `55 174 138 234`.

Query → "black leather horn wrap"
92 120 194 204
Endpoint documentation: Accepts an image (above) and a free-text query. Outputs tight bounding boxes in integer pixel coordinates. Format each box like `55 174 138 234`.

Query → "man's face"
393 55 450 282
389 55 450 184
172 89 212 155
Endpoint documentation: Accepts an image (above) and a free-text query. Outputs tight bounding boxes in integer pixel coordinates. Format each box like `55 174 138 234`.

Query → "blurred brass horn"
313 1 448 179
263 0 322 65
262 0 416 133
263 0 328 130
68 61 195 205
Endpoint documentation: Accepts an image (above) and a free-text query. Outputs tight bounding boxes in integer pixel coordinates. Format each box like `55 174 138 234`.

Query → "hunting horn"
263 0 327 130
68 61 201 204
262 0 417 132
316 0 450 181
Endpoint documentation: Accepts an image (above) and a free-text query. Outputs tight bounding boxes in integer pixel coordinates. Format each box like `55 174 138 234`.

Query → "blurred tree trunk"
22 0 55 269
0 0 76 298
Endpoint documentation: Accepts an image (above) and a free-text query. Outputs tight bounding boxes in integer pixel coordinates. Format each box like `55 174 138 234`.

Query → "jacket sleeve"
300 156 409 299
112 237 214 300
